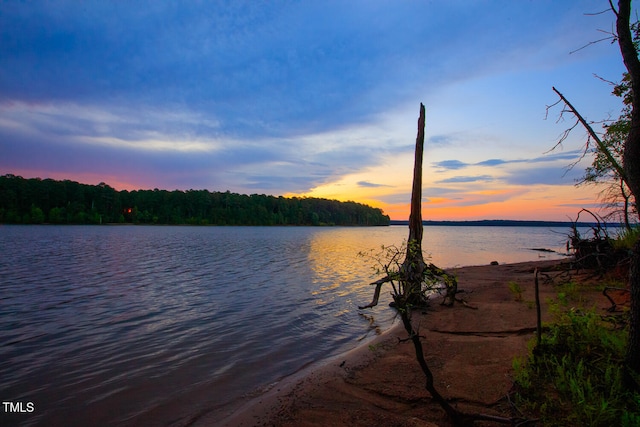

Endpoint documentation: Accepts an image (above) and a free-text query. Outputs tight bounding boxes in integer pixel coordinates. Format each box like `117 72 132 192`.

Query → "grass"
612 226 640 252
512 296 639 426
512 227 640 425
508 281 523 301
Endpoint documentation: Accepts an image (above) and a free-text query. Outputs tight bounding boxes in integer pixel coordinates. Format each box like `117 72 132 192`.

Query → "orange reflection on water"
306 228 405 306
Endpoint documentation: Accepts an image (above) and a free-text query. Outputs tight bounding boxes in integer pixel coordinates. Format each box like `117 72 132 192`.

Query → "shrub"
613 226 639 252
513 308 639 426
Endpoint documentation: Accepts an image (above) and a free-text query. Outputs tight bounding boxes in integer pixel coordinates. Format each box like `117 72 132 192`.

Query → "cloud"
377 192 411 205
432 149 583 172
421 188 529 208
428 150 587 188
423 187 467 197
0 103 404 195
476 159 508 167
1 1 469 139
357 181 391 188
427 135 454 146
1 2 611 140
432 160 469 171
528 151 586 164
508 166 584 186
435 175 495 184
556 202 604 209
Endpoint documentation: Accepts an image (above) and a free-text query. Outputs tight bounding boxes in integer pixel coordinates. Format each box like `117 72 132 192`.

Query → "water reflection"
307 227 401 341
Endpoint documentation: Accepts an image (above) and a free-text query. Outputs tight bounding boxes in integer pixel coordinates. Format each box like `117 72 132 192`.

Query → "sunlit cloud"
78 135 216 152
425 188 529 208
435 175 495 184
557 202 605 209
357 181 391 188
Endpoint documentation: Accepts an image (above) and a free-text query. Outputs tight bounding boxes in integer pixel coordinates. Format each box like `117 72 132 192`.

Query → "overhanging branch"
552 86 628 185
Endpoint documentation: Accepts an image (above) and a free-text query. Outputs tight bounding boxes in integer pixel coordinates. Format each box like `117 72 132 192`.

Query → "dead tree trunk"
361 105 431 308
401 103 427 306
408 104 425 248
395 103 461 421
359 103 457 309
358 104 522 426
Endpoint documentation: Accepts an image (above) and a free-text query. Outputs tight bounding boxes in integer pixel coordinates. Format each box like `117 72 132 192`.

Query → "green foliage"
513 308 639 426
508 281 523 301
580 72 636 228
613 226 640 252
557 281 582 305
358 240 456 309
0 174 390 226
29 205 45 224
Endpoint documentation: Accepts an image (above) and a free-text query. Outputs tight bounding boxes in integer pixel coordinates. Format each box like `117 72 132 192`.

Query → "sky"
0 1 633 221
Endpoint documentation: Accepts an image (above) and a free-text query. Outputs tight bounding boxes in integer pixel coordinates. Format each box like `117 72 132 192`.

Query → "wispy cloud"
424 189 529 208
432 150 583 172
427 135 455 146
435 175 495 184
357 181 391 188
509 165 584 186
432 160 469 171
476 159 508 167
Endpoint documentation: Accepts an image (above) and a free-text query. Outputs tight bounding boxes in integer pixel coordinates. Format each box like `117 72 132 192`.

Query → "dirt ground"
212 259 627 427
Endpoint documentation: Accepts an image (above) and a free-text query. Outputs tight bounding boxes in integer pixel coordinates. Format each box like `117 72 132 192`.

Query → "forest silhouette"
0 174 390 226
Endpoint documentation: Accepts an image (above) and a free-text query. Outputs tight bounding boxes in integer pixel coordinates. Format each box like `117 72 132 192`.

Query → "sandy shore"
186 258 618 427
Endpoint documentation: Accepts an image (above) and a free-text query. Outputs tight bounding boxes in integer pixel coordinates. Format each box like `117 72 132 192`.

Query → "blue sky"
0 1 631 220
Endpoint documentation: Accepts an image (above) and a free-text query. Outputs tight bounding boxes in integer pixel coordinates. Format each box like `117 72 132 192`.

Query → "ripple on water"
0 225 576 425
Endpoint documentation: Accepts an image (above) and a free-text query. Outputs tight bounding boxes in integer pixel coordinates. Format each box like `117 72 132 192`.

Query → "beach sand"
195 259 622 427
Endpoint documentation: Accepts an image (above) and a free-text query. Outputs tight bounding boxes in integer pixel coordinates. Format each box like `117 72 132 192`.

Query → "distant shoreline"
389 219 615 227
1 220 615 228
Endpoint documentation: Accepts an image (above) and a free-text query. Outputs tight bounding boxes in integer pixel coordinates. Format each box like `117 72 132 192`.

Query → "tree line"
0 175 390 226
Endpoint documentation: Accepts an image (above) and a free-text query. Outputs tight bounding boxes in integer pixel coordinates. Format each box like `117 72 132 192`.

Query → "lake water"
0 225 576 426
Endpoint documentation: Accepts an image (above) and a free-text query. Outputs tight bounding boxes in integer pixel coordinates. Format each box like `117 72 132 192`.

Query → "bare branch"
570 34 616 55
543 118 580 154
562 141 590 174
544 98 563 120
551 87 628 183
609 0 618 17
593 72 620 87
585 8 616 16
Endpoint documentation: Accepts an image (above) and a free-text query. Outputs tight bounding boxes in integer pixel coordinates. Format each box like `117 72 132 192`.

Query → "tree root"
398 307 534 426
603 286 631 312
358 276 392 309
428 327 542 337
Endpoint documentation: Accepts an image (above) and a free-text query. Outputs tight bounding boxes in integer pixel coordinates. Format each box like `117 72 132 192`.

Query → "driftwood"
566 208 633 279
567 209 616 272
